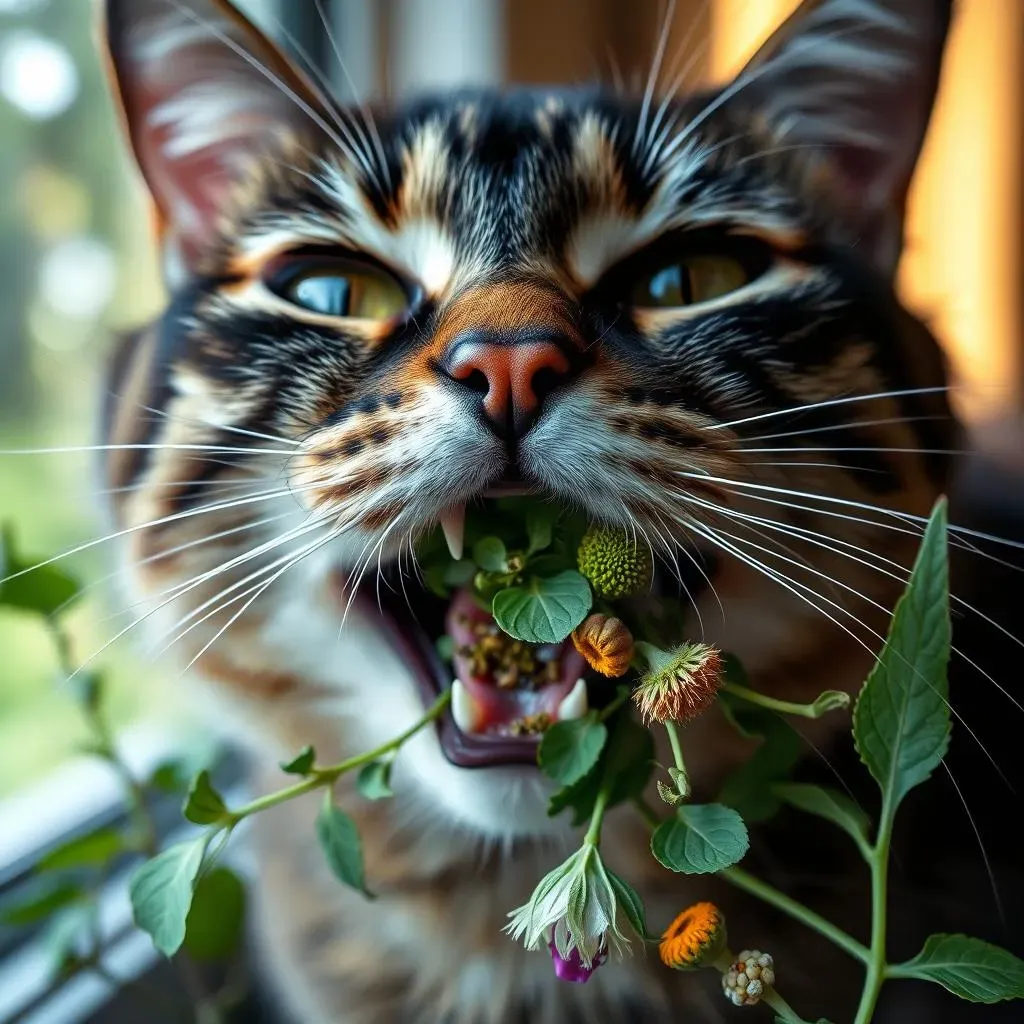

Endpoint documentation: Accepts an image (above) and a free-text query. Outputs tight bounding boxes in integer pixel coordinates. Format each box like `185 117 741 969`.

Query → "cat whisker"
741 414 952 444
709 385 953 433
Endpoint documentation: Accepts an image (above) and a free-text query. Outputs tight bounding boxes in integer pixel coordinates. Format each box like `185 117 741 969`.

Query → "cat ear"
734 0 952 274
102 0 330 277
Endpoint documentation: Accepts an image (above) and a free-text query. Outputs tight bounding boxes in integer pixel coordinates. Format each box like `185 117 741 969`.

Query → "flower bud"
572 613 634 677
721 949 776 1006
659 902 727 971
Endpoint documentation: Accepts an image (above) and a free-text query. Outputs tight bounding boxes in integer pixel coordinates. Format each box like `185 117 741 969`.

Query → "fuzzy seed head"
722 950 775 1006
633 643 723 725
577 526 653 599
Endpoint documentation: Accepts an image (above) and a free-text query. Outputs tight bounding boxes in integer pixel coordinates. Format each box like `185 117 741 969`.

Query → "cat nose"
441 335 574 438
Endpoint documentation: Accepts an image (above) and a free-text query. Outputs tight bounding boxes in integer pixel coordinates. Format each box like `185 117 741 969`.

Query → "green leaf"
492 570 592 643
607 869 650 940
183 867 247 962
44 904 95 973
315 793 373 898
526 505 556 554
279 745 316 776
443 559 476 586
473 537 509 573
435 634 456 662
651 803 749 874
538 713 607 785
548 710 653 825
809 690 851 716
129 839 207 957
68 673 103 715
895 933 1024 1003
0 525 80 616
774 784 870 846
2 882 83 926
356 760 394 800
183 770 229 825
38 828 125 872
854 499 951 810
717 695 803 822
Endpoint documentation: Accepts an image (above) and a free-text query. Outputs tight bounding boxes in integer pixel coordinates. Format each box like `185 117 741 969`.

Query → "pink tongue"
444 588 584 733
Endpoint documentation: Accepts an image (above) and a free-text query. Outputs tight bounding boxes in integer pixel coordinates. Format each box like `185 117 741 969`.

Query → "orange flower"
632 643 723 725
572 614 634 677
659 902 727 971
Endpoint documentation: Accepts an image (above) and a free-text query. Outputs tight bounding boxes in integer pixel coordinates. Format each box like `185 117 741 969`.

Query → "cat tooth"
440 504 466 561
557 678 589 721
451 679 481 734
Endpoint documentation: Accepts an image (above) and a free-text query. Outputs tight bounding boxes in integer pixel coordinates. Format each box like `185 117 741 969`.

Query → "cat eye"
631 254 751 309
271 258 409 320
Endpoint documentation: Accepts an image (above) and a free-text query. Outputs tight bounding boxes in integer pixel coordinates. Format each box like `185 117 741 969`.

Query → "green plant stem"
720 866 870 966
722 680 845 719
225 689 452 823
853 812 894 1024
584 787 611 846
763 987 808 1023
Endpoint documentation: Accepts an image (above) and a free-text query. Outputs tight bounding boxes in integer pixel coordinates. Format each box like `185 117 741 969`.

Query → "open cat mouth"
370 491 627 768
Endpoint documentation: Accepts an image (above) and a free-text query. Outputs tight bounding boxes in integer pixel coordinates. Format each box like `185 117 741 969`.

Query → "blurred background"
0 0 1021 853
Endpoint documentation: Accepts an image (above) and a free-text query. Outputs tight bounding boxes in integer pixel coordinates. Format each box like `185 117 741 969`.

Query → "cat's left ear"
734 0 952 274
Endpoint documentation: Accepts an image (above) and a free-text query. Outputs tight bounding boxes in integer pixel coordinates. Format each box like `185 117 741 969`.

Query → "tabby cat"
99 0 958 1020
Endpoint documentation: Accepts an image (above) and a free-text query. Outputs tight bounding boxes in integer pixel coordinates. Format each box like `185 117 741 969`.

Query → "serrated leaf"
183 867 246 962
473 536 509 572
279 745 316 776
2 882 83 926
0 525 81 617
538 713 607 785
895 933 1024 1003
183 770 229 825
129 839 206 957
774 784 870 846
854 499 951 811
315 793 373 898
492 570 592 643
607 870 650 940
650 803 749 874
356 760 394 800
38 828 125 872
526 505 555 554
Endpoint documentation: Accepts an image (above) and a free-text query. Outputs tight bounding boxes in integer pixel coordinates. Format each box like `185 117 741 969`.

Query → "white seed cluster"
722 950 776 1007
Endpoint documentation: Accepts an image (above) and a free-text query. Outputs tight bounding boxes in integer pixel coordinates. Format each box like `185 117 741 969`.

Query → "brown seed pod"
572 614 635 678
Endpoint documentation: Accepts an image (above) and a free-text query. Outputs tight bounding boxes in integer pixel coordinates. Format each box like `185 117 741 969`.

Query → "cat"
98 1 966 1021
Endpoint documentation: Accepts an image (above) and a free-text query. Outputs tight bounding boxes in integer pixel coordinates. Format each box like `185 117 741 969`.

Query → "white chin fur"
246 553 569 839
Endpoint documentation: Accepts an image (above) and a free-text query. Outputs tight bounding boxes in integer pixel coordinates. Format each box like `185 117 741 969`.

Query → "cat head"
101 0 956 836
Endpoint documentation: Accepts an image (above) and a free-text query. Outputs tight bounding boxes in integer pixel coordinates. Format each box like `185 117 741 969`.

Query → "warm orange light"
709 0 1022 422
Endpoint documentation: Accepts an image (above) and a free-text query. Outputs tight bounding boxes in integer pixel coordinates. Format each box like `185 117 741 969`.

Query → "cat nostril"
460 368 491 397
531 366 564 405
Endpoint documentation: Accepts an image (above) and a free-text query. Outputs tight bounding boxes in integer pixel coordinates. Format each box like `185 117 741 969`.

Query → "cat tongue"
444 588 586 736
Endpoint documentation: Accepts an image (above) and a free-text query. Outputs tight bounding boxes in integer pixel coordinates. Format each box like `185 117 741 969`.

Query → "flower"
548 941 608 983
505 843 638 979
659 902 727 970
572 613 634 677
577 525 653 599
722 949 776 1006
632 642 723 725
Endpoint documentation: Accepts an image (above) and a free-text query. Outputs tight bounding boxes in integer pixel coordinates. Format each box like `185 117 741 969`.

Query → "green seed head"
576 525 653 599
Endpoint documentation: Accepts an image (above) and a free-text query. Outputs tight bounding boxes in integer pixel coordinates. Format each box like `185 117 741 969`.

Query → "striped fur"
99 1 956 1020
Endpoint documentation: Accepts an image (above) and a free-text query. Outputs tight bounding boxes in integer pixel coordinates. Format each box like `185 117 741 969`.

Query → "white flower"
504 842 633 970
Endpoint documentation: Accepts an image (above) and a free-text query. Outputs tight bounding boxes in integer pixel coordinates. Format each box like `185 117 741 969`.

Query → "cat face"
101 0 955 836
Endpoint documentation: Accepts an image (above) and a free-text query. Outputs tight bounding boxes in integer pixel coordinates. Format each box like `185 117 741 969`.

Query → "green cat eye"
278 261 408 320
632 254 750 309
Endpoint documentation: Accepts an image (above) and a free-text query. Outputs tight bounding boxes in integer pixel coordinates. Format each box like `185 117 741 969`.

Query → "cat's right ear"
101 0 330 280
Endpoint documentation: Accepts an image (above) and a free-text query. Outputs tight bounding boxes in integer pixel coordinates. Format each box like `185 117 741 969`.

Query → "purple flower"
548 940 607 984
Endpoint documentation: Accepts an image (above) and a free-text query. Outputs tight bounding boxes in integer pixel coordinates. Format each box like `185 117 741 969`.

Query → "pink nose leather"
446 340 571 430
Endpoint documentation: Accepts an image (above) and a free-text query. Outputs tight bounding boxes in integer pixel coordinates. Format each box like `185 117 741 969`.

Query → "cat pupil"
294 275 351 315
